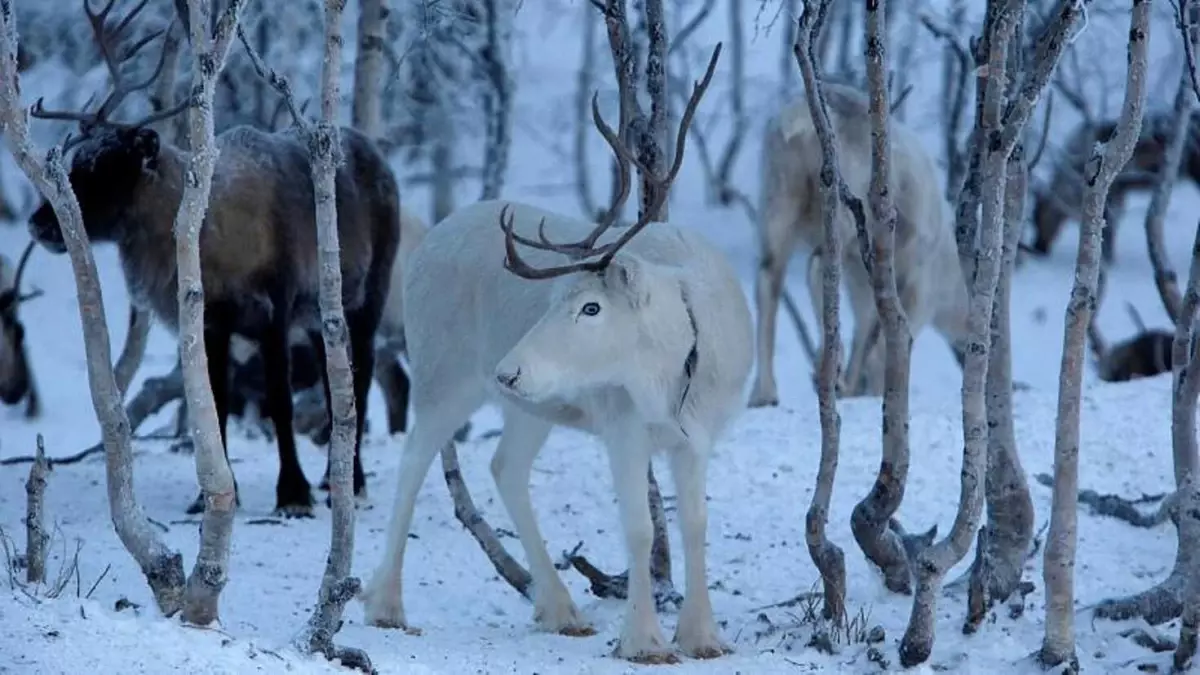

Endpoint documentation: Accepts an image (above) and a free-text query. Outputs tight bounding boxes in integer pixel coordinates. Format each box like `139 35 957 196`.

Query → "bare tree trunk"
778 0 798 101
900 0 1015 665
1143 70 1194 324
176 0 247 628
1172 218 1200 669
713 0 744 204
848 0 914 600
114 306 152 399
292 3 369 670
479 0 512 202
638 0 668 221
24 434 48 585
0 0 186 616
352 0 386 140
575 3 599 219
793 0 847 624
1041 2 1151 667
965 142 1034 633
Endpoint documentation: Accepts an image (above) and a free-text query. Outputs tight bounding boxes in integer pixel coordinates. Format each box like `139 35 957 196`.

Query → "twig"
24 434 48 585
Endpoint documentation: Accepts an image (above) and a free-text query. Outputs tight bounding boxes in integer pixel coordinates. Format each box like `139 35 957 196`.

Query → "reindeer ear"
603 254 650 308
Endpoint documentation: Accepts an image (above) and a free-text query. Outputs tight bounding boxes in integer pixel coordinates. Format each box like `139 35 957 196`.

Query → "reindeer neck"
116 149 188 324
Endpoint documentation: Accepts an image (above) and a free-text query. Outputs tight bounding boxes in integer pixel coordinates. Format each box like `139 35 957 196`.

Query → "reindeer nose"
496 367 521 390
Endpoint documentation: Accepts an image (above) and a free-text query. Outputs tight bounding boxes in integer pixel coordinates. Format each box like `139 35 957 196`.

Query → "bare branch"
1144 69 1195 324
792 0 848 623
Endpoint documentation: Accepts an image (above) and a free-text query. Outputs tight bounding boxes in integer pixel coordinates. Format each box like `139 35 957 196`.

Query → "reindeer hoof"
185 493 205 515
272 500 315 519
615 645 681 665
560 624 597 637
747 394 779 408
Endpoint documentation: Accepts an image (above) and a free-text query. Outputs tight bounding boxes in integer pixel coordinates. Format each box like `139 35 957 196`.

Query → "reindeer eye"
580 302 601 317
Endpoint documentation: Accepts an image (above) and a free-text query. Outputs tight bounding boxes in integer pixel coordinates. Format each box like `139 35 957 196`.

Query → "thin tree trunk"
794 0 847 624
177 0 246 628
1041 1 1151 667
293 2 369 670
575 3 599 219
479 0 512 202
900 0 1018 665
114 306 151 399
638 0 668 221
713 0 744 203
1143 70 1194 324
965 142 1034 633
351 0 386 140
0 0 187 616
1172 218 1200 670
849 0 914 600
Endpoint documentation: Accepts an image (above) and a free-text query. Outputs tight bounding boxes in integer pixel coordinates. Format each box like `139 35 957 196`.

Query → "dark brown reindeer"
1028 110 1200 263
27 0 400 518
0 240 42 418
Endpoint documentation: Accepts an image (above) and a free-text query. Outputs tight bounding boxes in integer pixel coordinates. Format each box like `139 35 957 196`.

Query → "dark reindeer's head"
0 241 41 407
30 128 161 252
27 0 184 254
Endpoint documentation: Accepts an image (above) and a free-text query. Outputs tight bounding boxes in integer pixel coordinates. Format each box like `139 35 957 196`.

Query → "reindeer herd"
2 0 1198 666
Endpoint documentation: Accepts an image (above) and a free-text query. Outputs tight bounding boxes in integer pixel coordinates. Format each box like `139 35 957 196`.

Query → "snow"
1 1 1198 674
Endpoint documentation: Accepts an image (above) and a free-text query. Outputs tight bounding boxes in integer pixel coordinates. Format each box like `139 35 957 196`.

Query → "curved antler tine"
660 43 722 186
536 217 558 248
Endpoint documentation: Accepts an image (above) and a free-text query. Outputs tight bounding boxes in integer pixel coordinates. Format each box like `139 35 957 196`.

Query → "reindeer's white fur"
750 82 968 404
361 199 752 662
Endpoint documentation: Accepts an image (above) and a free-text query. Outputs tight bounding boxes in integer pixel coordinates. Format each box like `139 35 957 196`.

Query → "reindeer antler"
0 240 41 312
29 0 188 151
498 43 723 280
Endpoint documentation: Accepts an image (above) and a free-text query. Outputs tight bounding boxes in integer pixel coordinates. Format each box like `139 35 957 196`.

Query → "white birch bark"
177 0 248 627
793 0 847 623
294 2 370 670
1041 1 1152 667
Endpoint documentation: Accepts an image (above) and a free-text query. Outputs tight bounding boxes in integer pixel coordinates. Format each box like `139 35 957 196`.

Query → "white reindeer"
361 50 750 663
749 82 969 405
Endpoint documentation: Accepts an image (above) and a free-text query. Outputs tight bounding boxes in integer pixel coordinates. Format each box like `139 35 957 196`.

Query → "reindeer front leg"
604 427 674 664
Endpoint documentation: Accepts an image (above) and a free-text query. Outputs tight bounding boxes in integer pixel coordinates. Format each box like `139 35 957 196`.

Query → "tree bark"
114 306 152 399
0 0 187 617
176 0 247 628
1172 218 1200 666
1041 1 1151 667
574 3 599 219
1142 69 1194 324
478 0 512 203
24 434 48 585
848 0 915 599
293 2 370 671
793 0 847 624
351 0 386 140
965 143 1034 633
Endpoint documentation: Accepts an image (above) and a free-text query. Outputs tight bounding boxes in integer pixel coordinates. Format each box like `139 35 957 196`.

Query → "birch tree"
791 0 846 624
1169 221 1200 670
0 0 187 617
964 10 1037 632
477 0 511 201
1092 0 1200 630
352 0 386 140
291 1 371 666
176 0 249 627
846 0 916 600
1041 1 1152 667
899 0 1090 665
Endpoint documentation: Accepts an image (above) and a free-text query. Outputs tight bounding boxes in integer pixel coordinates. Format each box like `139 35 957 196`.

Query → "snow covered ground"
1 1 1198 673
